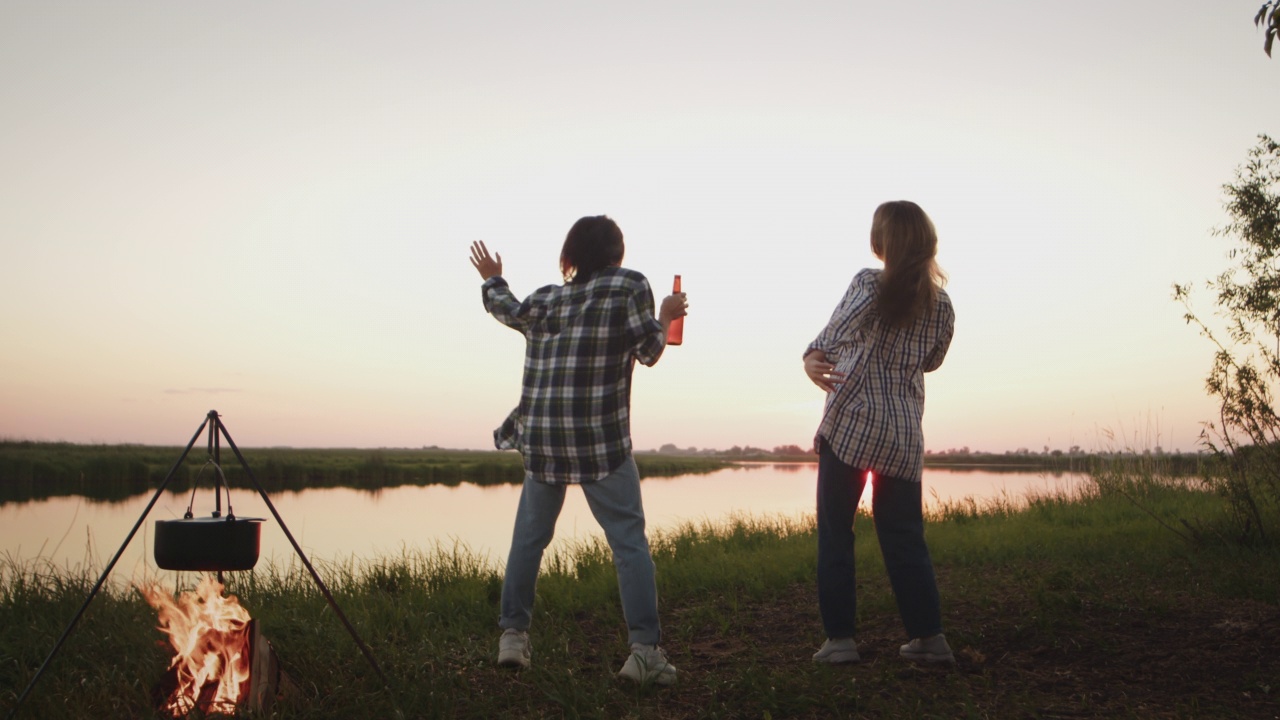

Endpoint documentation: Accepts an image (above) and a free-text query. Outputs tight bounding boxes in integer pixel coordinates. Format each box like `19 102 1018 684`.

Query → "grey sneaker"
899 634 954 664
812 638 860 664
497 628 531 669
618 644 677 686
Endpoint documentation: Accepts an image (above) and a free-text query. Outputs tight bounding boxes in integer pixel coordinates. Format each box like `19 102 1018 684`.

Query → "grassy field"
2 471 1277 719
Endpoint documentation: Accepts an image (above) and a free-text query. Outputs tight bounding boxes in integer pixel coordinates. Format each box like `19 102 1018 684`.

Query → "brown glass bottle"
667 275 683 346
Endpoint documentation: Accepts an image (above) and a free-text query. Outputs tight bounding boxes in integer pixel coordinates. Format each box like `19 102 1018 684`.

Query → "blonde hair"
869 201 947 327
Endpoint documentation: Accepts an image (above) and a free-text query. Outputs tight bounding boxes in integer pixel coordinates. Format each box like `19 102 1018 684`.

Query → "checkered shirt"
807 268 954 482
481 267 665 484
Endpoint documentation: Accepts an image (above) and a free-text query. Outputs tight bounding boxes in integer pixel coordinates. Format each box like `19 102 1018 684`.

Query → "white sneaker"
497 628 531 669
812 638 860 664
618 644 677 686
899 634 954 664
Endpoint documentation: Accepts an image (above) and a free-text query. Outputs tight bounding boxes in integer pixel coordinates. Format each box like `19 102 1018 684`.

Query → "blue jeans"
816 439 943 640
499 456 661 646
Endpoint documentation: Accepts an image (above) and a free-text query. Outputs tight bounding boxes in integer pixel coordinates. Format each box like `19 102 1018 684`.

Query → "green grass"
2 476 1277 719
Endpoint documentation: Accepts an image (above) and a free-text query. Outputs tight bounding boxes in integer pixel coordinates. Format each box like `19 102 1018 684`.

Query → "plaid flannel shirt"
807 268 954 482
481 267 665 484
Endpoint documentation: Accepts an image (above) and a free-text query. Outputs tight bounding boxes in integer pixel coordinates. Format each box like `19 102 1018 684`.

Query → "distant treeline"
923 450 1212 476
0 442 733 505
654 447 1213 477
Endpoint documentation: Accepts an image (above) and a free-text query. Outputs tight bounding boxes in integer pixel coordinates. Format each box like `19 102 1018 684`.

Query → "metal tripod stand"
7 410 388 719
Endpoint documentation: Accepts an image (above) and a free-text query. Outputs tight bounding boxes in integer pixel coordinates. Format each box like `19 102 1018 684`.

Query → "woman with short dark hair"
469 215 687 685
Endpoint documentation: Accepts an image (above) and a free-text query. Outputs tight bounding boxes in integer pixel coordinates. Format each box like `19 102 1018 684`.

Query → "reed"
0 442 732 505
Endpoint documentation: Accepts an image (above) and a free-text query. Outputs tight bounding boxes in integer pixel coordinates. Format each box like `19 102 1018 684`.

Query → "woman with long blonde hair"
803 200 956 665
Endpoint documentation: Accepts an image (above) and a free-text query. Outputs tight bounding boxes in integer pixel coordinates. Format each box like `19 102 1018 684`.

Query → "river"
0 464 1088 585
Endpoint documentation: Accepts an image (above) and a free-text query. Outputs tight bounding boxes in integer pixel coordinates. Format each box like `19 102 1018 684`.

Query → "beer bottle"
667 275 683 346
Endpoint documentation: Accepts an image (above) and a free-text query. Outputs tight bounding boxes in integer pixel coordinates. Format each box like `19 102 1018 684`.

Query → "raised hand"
469 240 503 280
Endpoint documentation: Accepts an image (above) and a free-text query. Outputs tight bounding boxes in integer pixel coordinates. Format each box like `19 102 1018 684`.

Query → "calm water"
0 464 1087 585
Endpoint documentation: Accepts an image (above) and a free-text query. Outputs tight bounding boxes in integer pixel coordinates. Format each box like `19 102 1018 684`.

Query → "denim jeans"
816 439 943 640
499 456 661 646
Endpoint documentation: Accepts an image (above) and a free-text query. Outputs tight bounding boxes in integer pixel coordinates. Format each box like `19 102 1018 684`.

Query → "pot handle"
184 459 240 520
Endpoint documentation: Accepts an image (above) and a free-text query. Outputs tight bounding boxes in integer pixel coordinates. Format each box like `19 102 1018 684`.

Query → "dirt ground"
663 572 1280 719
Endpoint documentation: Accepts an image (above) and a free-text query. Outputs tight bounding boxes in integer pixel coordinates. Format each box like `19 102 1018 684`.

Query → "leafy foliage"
1175 135 1280 544
1257 2 1279 57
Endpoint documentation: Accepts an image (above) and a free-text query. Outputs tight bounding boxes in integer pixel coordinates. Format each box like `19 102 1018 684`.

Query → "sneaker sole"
618 669 676 686
497 653 530 669
813 651 861 664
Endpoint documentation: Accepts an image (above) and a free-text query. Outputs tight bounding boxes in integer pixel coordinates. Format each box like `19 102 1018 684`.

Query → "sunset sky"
1 1 1277 454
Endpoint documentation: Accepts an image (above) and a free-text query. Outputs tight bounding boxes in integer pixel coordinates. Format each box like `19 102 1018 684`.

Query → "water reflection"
0 465 1089 585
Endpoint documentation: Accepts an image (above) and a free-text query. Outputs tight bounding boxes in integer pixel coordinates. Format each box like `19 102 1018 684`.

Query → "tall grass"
0 443 732 505
1085 450 1280 548
1 517 819 719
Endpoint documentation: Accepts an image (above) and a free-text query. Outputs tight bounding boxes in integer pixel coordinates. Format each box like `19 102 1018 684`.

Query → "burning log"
140 575 293 717
245 618 295 712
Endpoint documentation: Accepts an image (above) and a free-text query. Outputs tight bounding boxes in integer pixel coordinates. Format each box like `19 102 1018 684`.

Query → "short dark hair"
560 215 625 282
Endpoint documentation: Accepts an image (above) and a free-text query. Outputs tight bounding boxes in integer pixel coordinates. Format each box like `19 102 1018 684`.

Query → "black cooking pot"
154 515 264 571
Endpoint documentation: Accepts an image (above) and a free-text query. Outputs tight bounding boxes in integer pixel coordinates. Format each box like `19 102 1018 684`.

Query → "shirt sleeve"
626 277 666 367
806 270 876 360
494 407 524 451
481 276 531 333
923 295 955 373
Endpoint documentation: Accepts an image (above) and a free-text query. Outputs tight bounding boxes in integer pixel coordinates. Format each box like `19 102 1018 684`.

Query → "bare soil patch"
657 569 1280 719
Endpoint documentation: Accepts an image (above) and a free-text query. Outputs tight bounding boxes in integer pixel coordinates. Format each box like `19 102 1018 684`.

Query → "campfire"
139 574 286 717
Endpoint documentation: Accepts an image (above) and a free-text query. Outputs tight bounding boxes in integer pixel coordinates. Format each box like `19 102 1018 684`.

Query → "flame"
139 574 252 717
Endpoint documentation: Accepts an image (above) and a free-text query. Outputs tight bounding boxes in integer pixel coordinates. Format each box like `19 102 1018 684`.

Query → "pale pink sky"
1 1 1274 453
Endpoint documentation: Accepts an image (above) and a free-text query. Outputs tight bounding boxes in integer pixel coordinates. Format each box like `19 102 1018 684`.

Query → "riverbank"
2 473 1275 718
